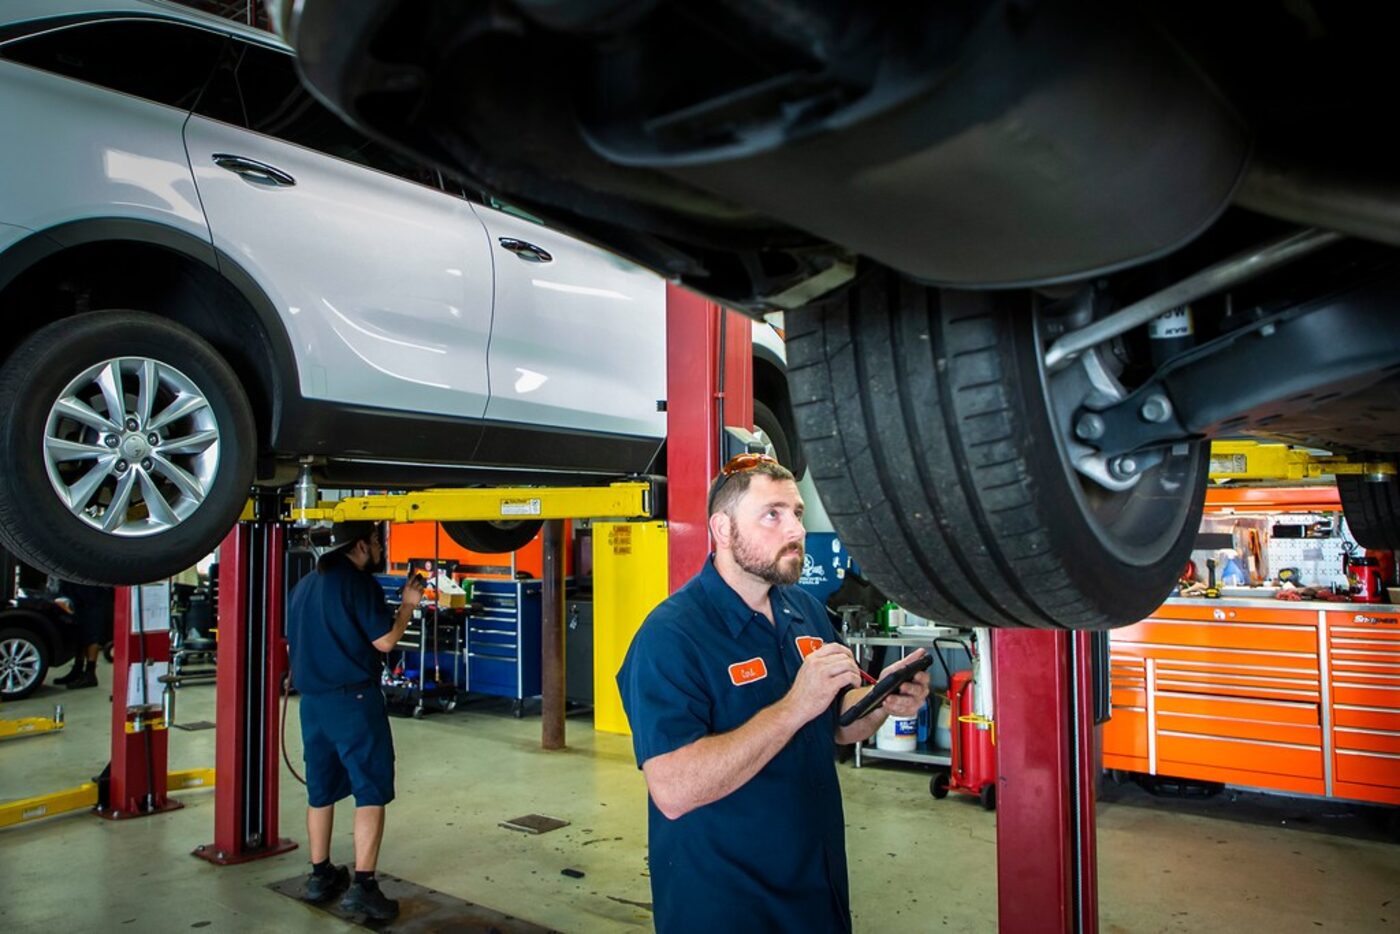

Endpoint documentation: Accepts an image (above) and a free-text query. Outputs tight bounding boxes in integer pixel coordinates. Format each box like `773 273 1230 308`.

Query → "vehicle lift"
89 286 1397 927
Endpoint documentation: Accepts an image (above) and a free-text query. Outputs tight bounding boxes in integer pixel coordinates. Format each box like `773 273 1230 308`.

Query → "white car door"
474 202 667 440
183 38 494 427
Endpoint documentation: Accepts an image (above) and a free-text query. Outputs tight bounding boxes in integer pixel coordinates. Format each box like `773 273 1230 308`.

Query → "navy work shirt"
617 558 851 934
286 554 393 695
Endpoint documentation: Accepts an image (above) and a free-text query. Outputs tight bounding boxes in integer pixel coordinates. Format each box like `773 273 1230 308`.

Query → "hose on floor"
281 649 306 787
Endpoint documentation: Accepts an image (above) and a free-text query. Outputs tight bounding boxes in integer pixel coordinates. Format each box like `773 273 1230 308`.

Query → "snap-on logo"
795 636 824 659
1353 614 1398 626
728 657 768 686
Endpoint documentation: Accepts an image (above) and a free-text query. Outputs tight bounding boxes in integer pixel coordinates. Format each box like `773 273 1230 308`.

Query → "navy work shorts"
300 686 396 807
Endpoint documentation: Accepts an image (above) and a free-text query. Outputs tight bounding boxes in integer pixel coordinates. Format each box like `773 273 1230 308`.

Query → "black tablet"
838 654 934 727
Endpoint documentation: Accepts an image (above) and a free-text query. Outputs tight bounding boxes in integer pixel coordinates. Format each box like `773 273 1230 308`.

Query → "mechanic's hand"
784 643 863 724
401 574 426 609
878 648 931 718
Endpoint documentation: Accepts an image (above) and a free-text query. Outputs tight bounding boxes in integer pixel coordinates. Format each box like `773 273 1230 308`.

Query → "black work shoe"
302 864 348 903
53 664 84 686
340 881 399 920
65 669 98 689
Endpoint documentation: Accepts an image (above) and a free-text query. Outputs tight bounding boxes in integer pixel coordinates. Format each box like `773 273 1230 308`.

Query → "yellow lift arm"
1209 442 1396 483
241 480 656 525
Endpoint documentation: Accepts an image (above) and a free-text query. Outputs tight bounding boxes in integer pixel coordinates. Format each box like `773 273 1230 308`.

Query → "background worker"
618 454 930 932
286 521 422 921
52 580 114 690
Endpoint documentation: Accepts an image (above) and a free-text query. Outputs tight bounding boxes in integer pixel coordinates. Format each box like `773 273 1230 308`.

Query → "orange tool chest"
1103 599 1400 806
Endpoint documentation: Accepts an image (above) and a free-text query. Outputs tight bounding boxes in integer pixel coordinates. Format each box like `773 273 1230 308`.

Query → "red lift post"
100 585 181 819
194 515 296 864
665 283 753 586
993 629 1102 933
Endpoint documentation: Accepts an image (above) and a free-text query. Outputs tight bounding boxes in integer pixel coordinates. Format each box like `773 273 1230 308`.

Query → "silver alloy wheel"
42 356 221 537
0 636 42 695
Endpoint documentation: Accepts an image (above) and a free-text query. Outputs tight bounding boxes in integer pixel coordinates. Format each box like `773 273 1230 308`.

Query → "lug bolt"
1139 394 1173 424
1075 413 1106 441
147 432 160 446
141 458 154 471
1109 456 1139 480
104 434 120 448
115 459 129 473
125 417 139 431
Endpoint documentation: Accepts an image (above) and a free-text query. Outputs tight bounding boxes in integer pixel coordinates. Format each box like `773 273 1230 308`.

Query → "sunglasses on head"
708 452 782 513
719 452 780 476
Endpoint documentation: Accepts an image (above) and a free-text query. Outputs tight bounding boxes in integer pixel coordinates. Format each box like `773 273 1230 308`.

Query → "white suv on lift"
0 0 804 584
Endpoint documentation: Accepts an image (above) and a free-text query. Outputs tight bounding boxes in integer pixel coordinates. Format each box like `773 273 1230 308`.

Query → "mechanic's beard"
731 524 803 587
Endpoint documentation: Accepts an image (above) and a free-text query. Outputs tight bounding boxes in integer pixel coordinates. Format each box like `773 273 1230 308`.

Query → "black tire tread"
1338 475 1400 549
441 520 545 554
786 269 1202 630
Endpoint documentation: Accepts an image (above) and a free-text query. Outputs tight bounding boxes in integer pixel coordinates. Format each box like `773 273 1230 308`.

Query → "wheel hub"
120 433 150 461
42 355 222 537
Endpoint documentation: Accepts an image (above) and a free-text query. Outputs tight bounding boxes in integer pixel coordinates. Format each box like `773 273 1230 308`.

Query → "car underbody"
275 1 1400 624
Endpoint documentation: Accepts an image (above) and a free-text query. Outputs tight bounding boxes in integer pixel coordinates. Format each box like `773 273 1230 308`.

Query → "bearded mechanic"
617 454 931 933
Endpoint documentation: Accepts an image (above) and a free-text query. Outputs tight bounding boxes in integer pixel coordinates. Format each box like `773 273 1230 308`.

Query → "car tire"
1337 475 1400 549
785 268 1208 630
752 399 796 473
0 625 50 701
442 519 544 554
0 311 256 585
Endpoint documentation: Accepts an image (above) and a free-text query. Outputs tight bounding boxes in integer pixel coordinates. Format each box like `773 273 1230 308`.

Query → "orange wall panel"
387 521 571 579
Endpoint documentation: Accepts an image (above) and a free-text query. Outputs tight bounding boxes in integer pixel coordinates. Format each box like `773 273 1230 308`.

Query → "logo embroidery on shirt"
728 657 768 686
795 635 825 659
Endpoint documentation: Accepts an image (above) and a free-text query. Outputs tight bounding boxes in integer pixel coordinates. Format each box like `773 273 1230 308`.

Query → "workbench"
1103 597 1400 806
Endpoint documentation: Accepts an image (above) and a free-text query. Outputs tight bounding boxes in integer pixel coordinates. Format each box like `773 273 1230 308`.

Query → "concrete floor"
2 665 1397 933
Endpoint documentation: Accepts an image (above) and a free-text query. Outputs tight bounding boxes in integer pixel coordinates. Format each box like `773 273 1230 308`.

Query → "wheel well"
0 239 278 454
0 609 58 659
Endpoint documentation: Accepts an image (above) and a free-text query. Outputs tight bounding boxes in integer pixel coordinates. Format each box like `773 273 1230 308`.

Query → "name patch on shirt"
795 635 825 659
728 657 768 686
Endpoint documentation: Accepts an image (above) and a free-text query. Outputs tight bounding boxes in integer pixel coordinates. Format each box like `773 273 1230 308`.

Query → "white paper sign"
134 583 171 633
125 661 169 709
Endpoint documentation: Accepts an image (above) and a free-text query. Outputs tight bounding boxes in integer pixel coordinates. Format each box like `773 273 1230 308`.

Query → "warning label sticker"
1208 454 1246 475
500 498 542 517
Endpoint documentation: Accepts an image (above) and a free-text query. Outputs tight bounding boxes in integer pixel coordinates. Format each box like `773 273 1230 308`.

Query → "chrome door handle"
211 153 296 188
497 238 553 263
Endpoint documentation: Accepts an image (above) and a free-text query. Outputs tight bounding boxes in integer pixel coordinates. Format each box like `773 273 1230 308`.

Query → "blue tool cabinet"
465 580 541 701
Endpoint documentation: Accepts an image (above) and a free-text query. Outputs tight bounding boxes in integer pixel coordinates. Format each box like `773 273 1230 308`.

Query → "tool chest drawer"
1334 749 1400 787
464 580 542 700
1109 655 1146 708
1116 616 1319 654
1155 691 1321 747
1332 726 1400 755
1156 731 1322 779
